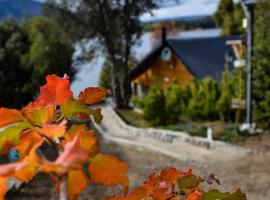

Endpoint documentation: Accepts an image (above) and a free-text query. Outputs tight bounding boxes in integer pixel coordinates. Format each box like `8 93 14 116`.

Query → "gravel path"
7 136 270 200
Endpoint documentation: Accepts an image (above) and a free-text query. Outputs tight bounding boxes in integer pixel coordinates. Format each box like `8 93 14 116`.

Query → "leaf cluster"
0 74 246 200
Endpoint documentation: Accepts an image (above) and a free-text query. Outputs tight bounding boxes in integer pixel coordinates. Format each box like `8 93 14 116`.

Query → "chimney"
162 27 167 45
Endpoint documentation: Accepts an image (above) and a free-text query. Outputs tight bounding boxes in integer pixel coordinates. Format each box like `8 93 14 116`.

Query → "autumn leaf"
37 74 73 105
0 108 23 128
0 122 32 155
89 154 129 192
61 99 89 118
0 178 8 200
144 173 173 200
78 87 107 105
161 168 192 184
61 99 103 123
143 168 192 200
0 162 27 199
200 189 247 200
68 124 89 135
177 175 203 190
22 101 56 127
38 120 67 139
54 135 90 172
15 130 42 159
187 190 203 200
67 169 89 200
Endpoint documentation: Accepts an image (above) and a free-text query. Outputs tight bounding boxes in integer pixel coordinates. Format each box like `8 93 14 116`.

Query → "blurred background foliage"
0 17 75 108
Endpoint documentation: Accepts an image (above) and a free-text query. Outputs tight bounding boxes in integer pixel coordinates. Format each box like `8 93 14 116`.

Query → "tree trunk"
121 66 131 108
111 59 131 109
111 63 123 108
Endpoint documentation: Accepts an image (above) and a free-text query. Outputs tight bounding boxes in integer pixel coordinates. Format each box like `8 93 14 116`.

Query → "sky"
33 0 221 22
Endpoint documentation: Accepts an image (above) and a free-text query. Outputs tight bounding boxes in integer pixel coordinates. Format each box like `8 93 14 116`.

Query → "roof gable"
130 36 240 80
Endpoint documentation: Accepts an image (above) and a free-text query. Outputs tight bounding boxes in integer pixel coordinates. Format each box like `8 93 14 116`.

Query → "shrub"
143 81 166 126
217 68 234 121
187 78 219 120
165 81 186 124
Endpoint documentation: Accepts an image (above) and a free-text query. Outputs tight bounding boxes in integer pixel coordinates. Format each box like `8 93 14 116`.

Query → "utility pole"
240 0 257 129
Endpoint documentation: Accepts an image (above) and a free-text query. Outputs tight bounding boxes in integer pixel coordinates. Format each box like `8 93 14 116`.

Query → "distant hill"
0 0 42 20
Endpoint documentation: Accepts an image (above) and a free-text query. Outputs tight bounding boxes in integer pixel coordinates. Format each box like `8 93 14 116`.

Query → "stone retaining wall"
106 105 249 151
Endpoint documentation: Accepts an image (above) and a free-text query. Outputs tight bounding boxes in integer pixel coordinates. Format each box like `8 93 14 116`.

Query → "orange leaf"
187 190 202 200
13 163 37 181
161 168 191 184
37 74 73 105
78 87 107 105
67 170 89 200
0 178 8 200
38 120 67 139
143 168 191 200
89 154 129 192
16 130 42 159
13 138 45 181
0 108 23 128
22 101 56 127
144 173 173 200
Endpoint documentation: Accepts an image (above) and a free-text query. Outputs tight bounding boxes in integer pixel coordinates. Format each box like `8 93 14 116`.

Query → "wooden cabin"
129 29 239 97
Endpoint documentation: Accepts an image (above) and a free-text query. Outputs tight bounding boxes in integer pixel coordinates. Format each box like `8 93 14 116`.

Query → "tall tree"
214 0 244 36
253 0 270 129
0 17 75 108
44 0 157 108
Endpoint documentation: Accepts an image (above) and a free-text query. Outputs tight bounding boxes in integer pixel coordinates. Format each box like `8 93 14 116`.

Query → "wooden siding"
132 54 194 90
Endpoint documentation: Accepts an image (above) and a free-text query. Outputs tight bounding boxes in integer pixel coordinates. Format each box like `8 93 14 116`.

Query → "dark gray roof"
130 36 240 80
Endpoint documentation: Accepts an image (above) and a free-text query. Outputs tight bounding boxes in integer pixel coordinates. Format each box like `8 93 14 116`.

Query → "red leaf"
37 74 73 105
78 87 107 105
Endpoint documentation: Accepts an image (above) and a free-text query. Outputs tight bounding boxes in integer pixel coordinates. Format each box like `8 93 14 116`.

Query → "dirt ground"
6 134 270 200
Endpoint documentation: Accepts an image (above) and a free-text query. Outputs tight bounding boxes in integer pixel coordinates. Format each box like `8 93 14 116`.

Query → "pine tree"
253 0 270 128
214 0 244 36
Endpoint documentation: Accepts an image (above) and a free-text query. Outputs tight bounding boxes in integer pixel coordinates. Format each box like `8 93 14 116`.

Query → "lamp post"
240 0 257 130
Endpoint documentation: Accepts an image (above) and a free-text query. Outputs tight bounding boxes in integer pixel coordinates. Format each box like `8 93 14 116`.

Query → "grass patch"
116 109 149 128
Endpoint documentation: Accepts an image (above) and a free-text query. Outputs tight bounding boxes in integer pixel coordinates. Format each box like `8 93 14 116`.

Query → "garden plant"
0 74 246 200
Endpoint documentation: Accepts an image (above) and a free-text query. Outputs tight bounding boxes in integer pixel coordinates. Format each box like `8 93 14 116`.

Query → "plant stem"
59 175 68 200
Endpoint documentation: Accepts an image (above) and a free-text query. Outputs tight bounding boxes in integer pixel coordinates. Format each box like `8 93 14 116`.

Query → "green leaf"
201 189 247 200
61 99 103 123
177 176 203 190
0 122 32 154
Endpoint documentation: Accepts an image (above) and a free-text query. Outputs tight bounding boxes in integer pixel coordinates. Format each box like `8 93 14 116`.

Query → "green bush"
164 81 192 123
217 68 234 121
187 78 219 120
165 82 184 124
143 81 166 126
131 96 145 109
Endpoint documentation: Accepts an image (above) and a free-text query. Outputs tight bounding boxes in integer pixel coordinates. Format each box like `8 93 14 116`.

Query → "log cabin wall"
132 53 194 91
